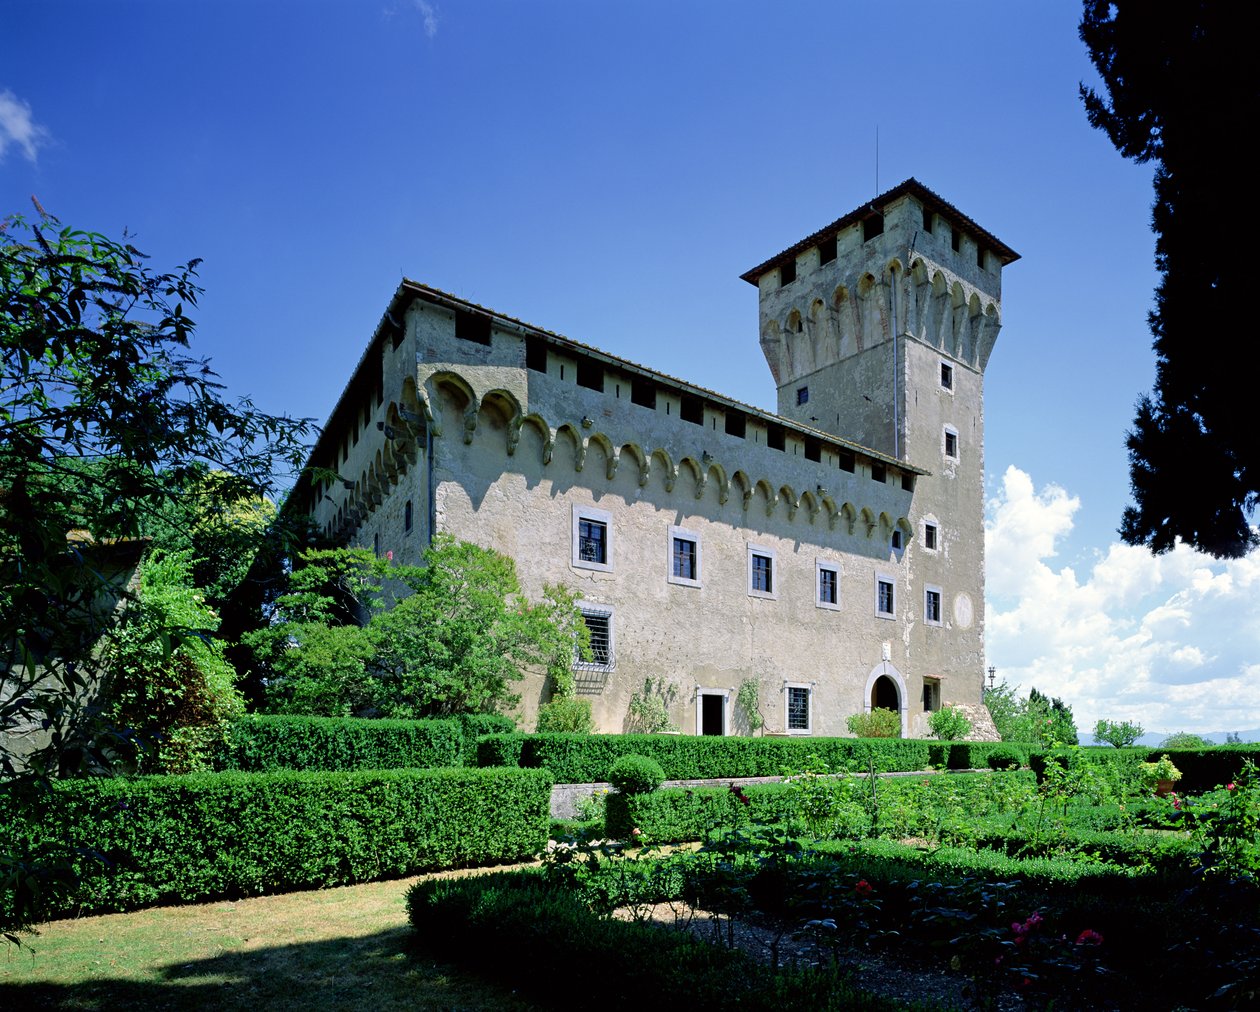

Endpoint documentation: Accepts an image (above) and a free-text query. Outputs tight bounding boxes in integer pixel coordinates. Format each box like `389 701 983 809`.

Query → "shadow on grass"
1 926 537 1011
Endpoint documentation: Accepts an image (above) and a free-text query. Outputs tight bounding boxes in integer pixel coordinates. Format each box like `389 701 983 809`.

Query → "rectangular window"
923 678 941 712
804 437 821 463
951 228 961 253
837 449 855 473
816 559 840 611
944 428 959 460
780 260 796 287
818 235 837 264
796 386 809 406
525 336 548 372
785 684 811 733
576 358 603 392
631 377 657 409
668 525 702 588
724 410 746 438
455 309 492 345
940 362 953 390
680 395 704 426
876 576 895 619
766 424 785 452
921 207 933 233
572 505 613 572
925 586 942 626
871 462 886 483
748 543 777 599
575 608 614 670
924 522 938 551
579 520 606 563
863 214 884 242
891 529 903 551
901 473 915 492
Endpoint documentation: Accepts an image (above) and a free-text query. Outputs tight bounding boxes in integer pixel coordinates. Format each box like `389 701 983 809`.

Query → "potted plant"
1139 754 1183 796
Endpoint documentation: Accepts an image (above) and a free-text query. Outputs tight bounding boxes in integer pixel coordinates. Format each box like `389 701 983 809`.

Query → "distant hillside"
1130 730 1260 748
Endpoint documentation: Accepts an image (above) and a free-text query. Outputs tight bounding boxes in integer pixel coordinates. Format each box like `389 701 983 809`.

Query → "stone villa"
294 178 1017 736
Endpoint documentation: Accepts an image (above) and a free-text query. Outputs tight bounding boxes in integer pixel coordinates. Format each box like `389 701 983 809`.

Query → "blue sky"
5 1 1256 736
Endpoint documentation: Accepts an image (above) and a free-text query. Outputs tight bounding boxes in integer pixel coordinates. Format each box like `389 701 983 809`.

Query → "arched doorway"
871 675 899 711
863 663 909 737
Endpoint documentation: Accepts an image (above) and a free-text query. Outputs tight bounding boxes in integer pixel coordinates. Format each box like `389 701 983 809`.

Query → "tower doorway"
871 674 900 711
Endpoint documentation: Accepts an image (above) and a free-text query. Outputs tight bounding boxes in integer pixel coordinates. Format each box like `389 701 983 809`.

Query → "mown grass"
0 873 540 1010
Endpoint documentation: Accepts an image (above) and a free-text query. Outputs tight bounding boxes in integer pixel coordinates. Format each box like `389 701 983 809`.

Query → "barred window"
673 538 697 581
877 577 895 618
925 587 942 626
818 567 837 606
924 522 938 551
752 554 772 593
575 609 613 670
786 685 810 732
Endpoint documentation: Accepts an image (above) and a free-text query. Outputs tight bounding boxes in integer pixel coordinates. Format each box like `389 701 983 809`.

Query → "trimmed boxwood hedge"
1028 744 1260 793
217 713 518 772
407 869 901 1011
473 732 1016 783
1 766 551 920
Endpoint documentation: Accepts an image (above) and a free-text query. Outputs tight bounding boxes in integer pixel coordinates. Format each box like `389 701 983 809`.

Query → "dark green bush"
477 732 936 782
219 714 466 771
407 870 902 1010
608 754 665 795
987 745 1025 771
1 766 552 920
456 713 516 765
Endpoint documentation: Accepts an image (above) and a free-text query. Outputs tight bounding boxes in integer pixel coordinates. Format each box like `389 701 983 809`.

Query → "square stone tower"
742 178 1019 711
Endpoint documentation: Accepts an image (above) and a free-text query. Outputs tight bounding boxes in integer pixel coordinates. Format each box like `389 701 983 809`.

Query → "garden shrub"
845 707 901 738
407 870 902 1010
218 714 465 771
608 754 666 795
477 732 935 782
987 745 1025 771
535 697 594 734
0 766 552 920
457 713 516 765
928 705 972 741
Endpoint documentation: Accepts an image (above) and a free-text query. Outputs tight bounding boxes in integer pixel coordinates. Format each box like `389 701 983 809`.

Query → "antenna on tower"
875 125 879 194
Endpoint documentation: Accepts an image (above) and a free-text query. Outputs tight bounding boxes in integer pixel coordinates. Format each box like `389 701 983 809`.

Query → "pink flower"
1227 782 1236 791
1076 929 1104 946
386 550 394 561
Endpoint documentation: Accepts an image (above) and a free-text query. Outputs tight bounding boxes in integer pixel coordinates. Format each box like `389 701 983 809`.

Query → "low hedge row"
407 869 901 1011
2 766 551 920
218 713 516 772
476 732 1019 783
1029 744 1260 794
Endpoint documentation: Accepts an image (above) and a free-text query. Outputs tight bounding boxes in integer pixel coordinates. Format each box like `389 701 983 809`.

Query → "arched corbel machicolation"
330 368 915 545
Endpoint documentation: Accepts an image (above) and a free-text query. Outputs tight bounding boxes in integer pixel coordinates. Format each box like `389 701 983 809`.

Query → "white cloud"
985 465 1260 737
0 89 48 163
414 1 439 38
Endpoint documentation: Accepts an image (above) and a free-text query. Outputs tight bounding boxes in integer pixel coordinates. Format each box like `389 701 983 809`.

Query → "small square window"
876 575 896 619
572 505 613 572
785 683 812 733
940 362 953 390
797 386 809 406
871 462 886 483
748 543 777 599
668 526 702 588
816 559 840 611
924 522 939 551
575 607 614 671
925 586 942 626
891 530 903 551
944 429 959 460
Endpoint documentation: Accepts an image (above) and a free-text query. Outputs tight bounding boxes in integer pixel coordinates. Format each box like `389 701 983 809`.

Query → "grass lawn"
1 871 541 1011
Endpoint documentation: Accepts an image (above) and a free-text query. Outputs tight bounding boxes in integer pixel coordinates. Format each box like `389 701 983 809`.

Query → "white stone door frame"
694 687 730 736
863 662 909 739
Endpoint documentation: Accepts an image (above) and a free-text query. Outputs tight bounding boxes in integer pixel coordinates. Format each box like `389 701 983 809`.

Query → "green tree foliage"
1080 2 1258 558
1162 731 1211 749
928 705 973 741
985 681 1079 747
250 538 585 720
1093 718 1146 748
846 708 901 738
0 207 311 936
106 551 244 773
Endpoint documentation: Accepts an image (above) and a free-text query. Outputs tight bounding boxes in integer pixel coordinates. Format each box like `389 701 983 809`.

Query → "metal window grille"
673 538 697 580
578 519 606 564
787 686 809 731
878 580 894 615
577 610 612 669
926 590 941 623
819 568 837 605
925 524 938 550
945 432 958 458
752 554 772 593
